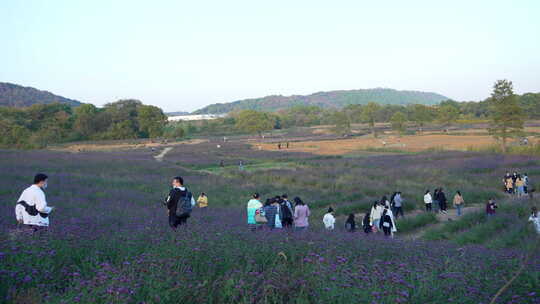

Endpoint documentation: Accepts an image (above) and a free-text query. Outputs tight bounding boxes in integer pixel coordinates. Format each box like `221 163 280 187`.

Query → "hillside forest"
1 80 539 149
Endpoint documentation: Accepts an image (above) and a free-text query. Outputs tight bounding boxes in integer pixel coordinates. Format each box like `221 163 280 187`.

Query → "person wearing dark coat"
362 211 372 234
345 214 356 232
437 188 448 214
165 176 194 229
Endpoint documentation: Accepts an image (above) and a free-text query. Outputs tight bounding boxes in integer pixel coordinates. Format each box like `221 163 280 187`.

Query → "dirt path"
154 147 173 162
405 204 484 240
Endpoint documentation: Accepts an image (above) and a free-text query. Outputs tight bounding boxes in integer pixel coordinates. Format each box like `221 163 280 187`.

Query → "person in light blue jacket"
247 193 263 229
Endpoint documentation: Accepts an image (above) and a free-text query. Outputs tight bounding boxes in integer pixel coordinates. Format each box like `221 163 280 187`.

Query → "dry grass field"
255 127 540 155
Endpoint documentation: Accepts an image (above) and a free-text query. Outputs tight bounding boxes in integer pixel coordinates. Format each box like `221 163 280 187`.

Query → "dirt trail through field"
154 147 173 162
404 204 484 240
51 139 207 152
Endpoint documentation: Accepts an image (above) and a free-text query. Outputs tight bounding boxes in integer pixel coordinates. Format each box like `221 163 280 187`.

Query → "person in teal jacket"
247 193 263 228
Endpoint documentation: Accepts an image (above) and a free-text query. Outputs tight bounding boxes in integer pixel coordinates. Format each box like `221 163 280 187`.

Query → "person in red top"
486 198 498 217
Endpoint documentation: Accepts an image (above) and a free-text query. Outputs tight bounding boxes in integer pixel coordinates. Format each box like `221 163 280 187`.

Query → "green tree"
361 102 381 137
137 105 167 138
74 104 99 138
390 112 407 136
332 111 351 135
437 105 460 131
235 110 274 136
410 104 433 132
487 79 524 153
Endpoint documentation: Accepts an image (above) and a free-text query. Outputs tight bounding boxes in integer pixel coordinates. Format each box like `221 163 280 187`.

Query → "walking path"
154 147 173 162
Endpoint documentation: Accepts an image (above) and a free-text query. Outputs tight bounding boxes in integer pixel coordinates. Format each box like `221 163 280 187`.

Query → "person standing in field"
528 207 540 234
293 197 310 231
486 198 498 217
263 198 279 229
424 190 433 212
505 176 514 194
165 176 195 229
279 194 294 228
362 211 372 234
15 173 55 232
393 192 404 218
516 175 526 197
370 201 384 232
197 192 208 209
247 193 263 230
381 195 390 208
345 213 356 232
323 207 336 230
453 191 465 216
523 173 529 194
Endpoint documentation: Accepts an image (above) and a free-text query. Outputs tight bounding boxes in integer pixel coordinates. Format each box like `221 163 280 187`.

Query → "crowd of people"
503 171 531 197
12 173 540 236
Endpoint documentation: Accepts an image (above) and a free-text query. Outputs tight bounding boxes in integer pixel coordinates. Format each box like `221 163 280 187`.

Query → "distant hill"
0 82 82 107
194 88 450 114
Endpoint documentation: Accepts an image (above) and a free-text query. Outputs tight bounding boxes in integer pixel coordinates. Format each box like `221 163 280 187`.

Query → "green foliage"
390 112 407 135
361 102 381 137
409 104 434 130
234 110 274 136
331 111 351 135
396 213 438 233
0 99 168 148
487 80 525 153
438 104 460 128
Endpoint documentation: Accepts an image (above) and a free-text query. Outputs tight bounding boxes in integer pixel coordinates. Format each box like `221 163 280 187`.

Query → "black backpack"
280 201 293 219
180 191 193 213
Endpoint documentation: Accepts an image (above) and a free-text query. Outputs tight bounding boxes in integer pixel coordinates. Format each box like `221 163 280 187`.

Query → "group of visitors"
13 173 540 237
503 172 530 197
423 188 456 214
247 193 309 231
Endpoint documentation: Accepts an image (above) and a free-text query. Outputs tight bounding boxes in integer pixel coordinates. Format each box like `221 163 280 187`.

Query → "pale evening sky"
1 0 539 112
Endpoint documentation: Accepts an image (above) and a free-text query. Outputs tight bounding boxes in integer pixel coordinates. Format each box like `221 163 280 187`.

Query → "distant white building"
167 114 226 121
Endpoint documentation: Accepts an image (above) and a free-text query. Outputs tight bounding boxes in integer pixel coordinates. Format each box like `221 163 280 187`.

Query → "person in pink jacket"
293 197 310 231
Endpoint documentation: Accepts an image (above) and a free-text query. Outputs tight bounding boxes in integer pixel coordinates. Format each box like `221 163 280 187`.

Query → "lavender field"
1 143 539 303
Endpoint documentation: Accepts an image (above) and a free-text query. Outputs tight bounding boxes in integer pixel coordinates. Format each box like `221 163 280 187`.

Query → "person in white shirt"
370 201 384 232
15 173 54 230
424 190 433 212
323 207 336 230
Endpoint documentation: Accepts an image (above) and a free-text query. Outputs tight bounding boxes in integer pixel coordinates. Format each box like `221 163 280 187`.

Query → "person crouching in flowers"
15 173 55 232
197 192 208 209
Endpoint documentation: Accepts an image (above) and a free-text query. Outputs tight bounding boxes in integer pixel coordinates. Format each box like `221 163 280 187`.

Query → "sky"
1 0 539 112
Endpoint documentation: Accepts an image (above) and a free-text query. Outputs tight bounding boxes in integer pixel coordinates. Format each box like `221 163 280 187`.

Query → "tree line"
0 99 167 149
1 80 537 151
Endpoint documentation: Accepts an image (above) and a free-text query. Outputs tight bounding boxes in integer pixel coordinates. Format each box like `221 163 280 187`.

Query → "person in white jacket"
529 207 540 234
15 173 54 230
424 190 432 212
323 207 336 230
370 201 384 232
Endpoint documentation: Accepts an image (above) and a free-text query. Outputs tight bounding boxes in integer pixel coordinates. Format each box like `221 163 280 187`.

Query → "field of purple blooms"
1 142 539 303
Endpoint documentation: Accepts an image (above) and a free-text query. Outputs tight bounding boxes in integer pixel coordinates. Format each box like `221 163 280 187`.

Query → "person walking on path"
165 176 195 229
197 192 208 208
362 212 372 234
505 176 514 194
393 192 404 218
424 190 433 212
432 189 440 213
293 197 310 231
453 191 465 216
370 201 384 232
345 213 356 232
279 194 294 228
247 193 263 230
323 207 336 230
379 206 397 237
486 198 498 217
437 188 448 214
15 173 55 232
528 207 540 234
